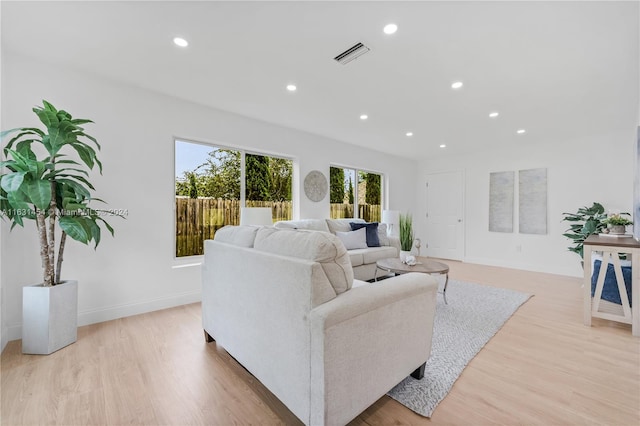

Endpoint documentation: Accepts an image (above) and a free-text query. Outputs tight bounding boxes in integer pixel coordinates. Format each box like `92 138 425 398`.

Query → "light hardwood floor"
2 261 639 425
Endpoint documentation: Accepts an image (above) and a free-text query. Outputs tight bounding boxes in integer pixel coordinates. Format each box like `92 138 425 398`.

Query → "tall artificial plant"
0 100 118 286
399 212 414 252
561 202 607 259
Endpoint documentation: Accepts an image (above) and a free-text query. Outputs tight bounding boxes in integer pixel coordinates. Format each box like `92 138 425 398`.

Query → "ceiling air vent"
334 42 370 65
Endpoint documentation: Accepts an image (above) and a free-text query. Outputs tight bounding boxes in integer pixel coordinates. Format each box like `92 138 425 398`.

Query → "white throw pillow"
335 228 368 250
377 223 389 246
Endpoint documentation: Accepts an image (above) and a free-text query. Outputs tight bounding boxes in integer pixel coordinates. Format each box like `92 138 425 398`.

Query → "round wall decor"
304 170 328 202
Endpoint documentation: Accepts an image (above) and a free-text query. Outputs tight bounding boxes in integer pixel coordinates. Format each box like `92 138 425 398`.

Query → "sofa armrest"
311 273 437 328
388 236 401 252
308 273 438 426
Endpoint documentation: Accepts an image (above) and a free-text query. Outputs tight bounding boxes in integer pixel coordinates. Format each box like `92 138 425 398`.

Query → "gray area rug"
387 279 532 417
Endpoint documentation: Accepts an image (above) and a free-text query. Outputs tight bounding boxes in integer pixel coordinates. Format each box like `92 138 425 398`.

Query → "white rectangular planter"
22 280 78 355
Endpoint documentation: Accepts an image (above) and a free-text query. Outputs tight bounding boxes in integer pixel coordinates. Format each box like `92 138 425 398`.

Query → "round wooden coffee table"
375 256 450 304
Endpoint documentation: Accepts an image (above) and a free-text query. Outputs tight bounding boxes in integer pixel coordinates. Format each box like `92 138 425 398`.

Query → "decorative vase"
22 280 78 355
609 225 626 235
400 250 411 262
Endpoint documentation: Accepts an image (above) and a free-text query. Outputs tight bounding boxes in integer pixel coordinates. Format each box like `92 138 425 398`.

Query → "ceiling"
2 1 639 160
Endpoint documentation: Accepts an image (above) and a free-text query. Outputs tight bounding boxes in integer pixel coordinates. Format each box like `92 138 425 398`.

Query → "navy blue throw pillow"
350 222 380 247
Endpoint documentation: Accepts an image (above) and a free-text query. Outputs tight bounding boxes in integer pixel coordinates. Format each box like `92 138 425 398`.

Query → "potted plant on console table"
0 100 120 354
602 213 633 235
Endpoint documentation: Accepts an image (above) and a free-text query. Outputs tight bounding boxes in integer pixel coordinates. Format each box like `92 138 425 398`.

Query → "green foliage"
561 202 607 259
364 173 381 205
245 154 271 201
399 212 414 251
188 173 198 199
604 213 633 226
0 100 119 286
202 149 241 199
175 149 240 199
329 167 344 203
176 150 292 203
348 177 354 204
267 157 292 202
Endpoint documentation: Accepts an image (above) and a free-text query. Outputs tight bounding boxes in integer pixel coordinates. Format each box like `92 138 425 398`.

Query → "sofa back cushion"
274 219 330 233
213 225 259 247
326 218 365 235
254 227 354 294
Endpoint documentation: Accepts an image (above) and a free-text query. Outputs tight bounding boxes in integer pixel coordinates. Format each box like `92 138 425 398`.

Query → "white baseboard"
1 328 8 353
4 290 202 342
463 256 581 278
6 324 21 342
78 290 202 326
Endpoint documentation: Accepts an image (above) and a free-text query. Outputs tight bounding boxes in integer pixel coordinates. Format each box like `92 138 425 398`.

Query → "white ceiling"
2 1 639 160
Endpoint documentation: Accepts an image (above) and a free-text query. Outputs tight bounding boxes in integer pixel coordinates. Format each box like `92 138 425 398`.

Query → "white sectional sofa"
202 226 438 426
274 218 400 281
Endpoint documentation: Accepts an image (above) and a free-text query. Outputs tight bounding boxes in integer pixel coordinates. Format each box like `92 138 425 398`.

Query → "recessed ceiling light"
406 132 413 137
286 84 297 92
451 81 463 89
489 112 499 118
440 144 447 148
173 37 189 47
360 114 368 120
383 23 398 35
517 129 526 134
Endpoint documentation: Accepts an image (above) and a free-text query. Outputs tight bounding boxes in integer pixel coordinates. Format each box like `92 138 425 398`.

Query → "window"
329 166 382 222
175 140 293 257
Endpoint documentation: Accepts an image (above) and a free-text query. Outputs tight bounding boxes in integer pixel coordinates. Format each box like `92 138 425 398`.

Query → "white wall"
1 15 7 350
1 215 5 353
1 52 418 341
415 130 636 277
3 50 636 345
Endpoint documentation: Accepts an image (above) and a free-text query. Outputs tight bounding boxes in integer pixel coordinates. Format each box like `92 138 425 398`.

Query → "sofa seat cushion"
254 228 354 294
349 246 398 265
348 251 364 267
274 219 330 233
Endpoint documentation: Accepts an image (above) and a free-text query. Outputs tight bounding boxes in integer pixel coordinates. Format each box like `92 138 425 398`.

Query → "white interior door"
425 170 464 260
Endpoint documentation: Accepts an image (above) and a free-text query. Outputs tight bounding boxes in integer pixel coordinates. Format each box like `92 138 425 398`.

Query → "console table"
583 235 640 336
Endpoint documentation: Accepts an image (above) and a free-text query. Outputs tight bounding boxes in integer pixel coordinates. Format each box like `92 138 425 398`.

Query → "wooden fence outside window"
175 197 380 257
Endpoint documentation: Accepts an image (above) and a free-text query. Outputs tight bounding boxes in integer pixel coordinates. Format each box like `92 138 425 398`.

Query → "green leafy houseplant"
399 212 414 252
603 213 633 226
0 100 118 286
561 202 607 259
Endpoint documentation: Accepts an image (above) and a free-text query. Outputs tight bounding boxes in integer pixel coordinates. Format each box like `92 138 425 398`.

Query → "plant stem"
55 231 67 284
36 211 53 286
48 181 56 286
